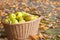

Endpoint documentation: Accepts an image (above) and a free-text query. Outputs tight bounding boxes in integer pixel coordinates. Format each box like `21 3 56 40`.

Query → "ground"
0 0 60 40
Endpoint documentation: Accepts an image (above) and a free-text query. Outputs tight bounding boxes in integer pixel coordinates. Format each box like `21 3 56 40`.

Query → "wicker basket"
2 15 42 40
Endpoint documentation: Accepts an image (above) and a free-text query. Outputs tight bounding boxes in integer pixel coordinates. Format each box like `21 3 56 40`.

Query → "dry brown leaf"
50 1 60 6
54 8 60 10
39 33 44 38
43 34 49 38
57 35 60 38
30 35 39 40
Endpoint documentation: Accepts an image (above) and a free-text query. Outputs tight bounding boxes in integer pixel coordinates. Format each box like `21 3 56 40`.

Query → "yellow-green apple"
16 12 22 19
11 19 18 24
19 20 25 23
24 15 38 21
22 11 30 18
4 18 9 24
9 13 16 20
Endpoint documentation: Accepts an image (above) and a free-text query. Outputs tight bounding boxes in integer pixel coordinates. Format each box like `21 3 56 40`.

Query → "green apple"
18 17 24 21
31 15 39 18
16 16 23 20
24 15 33 21
34 15 39 18
32 15 39 20
19 20 25 23
16 12 22 19
4 18 9 24
24 15 38 21
11 19 18 24
22 11 30 18
9 13 16 20
31 16 37 20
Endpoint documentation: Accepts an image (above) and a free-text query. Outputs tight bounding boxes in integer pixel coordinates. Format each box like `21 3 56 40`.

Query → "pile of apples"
3 11 38 24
